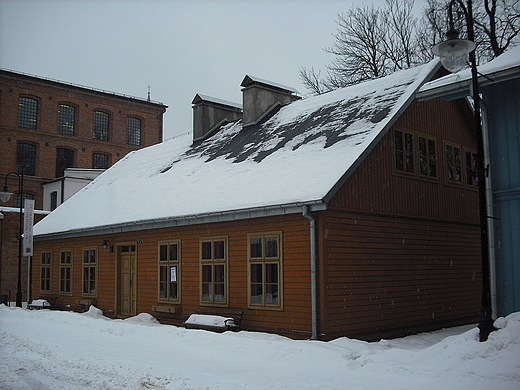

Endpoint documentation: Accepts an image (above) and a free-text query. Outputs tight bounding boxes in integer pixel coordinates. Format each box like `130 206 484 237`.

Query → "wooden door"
117 245 137 317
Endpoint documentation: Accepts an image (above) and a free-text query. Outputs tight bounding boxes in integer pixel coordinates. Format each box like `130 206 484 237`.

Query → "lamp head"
432 28 476 73
0 185 13 203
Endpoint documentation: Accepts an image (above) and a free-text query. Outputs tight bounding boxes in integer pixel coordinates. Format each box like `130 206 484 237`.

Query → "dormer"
192 94 242 142
240 75 300 127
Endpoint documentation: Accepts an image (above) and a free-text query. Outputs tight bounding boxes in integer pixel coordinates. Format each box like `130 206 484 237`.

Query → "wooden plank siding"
319 97 482 340
317 210 481 340
32 213 316 339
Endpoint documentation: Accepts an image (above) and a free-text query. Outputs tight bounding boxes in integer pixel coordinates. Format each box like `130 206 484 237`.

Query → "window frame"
464 147 479 190
393 127 416 177
40 251 52 294
158 240 181 304
57 103 76 135
93 110 110 141
199 236 229 307
417 132 438 181
56 147 75 178
127 116 142 146
16 142 37 176
18 96 38 129
247 231 283 310
59 249 73 296
444 140 463 187
82 247 98 297
92 152 109 169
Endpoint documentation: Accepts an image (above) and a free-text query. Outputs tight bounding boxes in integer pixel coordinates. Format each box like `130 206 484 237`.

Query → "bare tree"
301 0 520 95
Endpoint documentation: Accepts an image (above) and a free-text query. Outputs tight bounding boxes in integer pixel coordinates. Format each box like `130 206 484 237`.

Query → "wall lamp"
432 0 494 341
102 239 114 253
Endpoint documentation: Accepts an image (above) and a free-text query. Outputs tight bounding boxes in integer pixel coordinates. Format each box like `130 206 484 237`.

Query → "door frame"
115 242 138 318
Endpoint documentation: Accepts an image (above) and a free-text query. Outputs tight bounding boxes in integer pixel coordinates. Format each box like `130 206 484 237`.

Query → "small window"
127 117 142 146
394 129 414 175
465 149 479 188
200 237 228 306
158 240 181 303
82 248 97 296
18 97 38 129
418 134 437 179
59 250 73 295
50 191 58 211
56 148 74 177
16 143 36 176
93 111 109 141
58 104 75 135
92 153 109 169
248 232 282 309
445 142 462 185
40 251 52 293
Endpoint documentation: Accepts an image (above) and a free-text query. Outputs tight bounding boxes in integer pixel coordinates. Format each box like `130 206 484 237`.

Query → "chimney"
240 75 300 127
192 94 242 142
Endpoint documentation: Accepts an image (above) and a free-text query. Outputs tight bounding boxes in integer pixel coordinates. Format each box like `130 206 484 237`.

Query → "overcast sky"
0 0 428 140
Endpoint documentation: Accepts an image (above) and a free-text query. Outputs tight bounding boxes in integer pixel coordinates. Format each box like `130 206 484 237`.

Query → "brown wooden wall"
317 209 481 340
330 98 479 223
32 213 315 339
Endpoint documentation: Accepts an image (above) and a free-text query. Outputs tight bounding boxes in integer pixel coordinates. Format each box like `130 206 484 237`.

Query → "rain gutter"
34 200 327 241
302 205 318 340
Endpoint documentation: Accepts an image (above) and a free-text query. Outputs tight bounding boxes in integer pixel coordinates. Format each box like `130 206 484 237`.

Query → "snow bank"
1 305 519 389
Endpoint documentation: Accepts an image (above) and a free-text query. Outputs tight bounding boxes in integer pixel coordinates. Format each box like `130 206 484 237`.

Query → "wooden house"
32 61 482 341
418 47 520 320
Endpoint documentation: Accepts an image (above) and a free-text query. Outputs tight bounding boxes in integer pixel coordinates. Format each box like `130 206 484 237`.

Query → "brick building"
0 69 167 304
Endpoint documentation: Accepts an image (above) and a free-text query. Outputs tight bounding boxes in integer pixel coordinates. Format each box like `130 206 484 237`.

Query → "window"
465 149 479 188
127 117 142 146
92 153 109 169
56 148 74 177
58 104 75 135
200 237 228 305
40 251 52 293
394 128 415 175
18 97 38 129
14 192 34 209
248 232 282 309
16 143 36 176
82 248 97 296
93 111 109 141
158 240 181 303
59 250 73 295
445 142 462 185
50 191 58 211
418 134 437 179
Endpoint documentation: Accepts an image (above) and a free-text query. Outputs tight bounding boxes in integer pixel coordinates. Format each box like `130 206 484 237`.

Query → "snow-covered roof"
417 46 520 100
192 94 242 110
34 61 439 239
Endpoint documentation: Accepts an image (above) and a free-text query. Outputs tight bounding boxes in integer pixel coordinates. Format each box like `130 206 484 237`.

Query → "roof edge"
34 201 327 241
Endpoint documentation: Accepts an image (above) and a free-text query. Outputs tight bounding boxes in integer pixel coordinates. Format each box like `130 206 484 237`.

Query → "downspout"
303 205 318 340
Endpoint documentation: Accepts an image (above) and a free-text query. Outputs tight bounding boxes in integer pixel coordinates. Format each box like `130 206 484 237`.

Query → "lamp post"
0 171 24 308
432 0 495 341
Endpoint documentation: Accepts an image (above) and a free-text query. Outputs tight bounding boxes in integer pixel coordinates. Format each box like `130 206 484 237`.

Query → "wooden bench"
152 305 180 314
183 308 243 332
77 299 97 312
28 297 57 310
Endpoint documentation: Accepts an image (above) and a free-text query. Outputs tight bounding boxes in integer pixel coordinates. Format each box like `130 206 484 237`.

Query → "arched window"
127 117 142 146
18 97 38 129
58 104 75 135
16 142 37 176
92 153 109 169
56 148 75 178
93 111 109 141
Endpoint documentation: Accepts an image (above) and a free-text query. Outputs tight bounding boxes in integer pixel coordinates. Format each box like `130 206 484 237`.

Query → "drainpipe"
303 205 318 340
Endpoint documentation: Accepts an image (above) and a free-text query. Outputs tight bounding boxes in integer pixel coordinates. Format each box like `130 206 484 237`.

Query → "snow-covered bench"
183 308 243 332
28 298 54 310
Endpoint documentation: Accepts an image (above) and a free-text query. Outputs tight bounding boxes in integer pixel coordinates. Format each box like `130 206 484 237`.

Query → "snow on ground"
1 305 519 390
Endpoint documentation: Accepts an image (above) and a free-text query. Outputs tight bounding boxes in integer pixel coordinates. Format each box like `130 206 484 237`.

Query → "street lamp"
432 0 495 342
0 171 24 308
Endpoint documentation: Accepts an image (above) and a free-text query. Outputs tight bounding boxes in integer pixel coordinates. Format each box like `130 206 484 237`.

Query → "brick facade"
0 69 167 303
